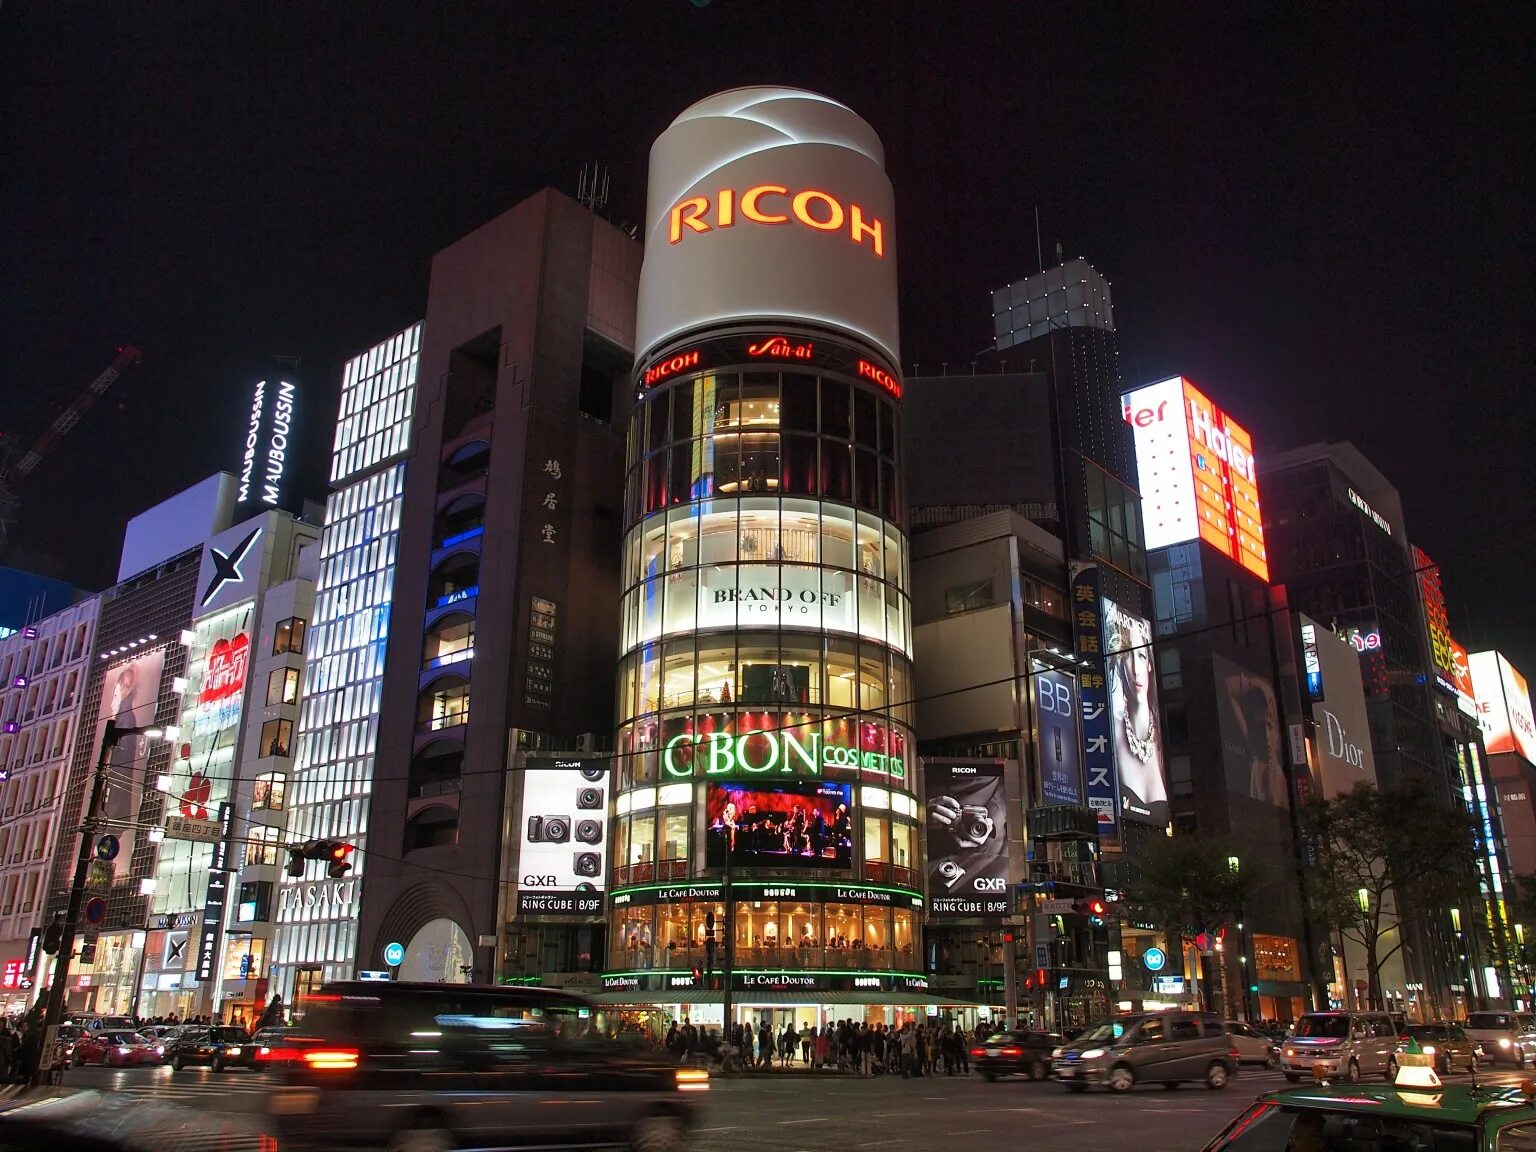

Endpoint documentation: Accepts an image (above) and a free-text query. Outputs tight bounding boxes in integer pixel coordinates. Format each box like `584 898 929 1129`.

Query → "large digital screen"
1471 652 1536 763
94 647 167 881
635 87 900 368
1301 614 1376 796
1103 599 1169 826
924 761 1010 917
705 780 853 869
1032 663 1083 807
1123 376 1268 579
1213 653 1285 805
1412 546 1457 688
516 755 610 916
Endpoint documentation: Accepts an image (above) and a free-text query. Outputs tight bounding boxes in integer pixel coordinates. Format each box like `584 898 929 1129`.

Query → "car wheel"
1284 1072 1302 1083
1029 1059 1049 1081
1436 1053 1451 1076
630 1113 686 1152
1386 1056 1399 1081
1518 1049 1528 1070
1107 1064 1135 1093
171 1055 184 1071
388 1129 453 1152
1065 1082 1089 1093
72 1052 83 1067
981 1070 996 1082
212 1059 225 1073
1346 1059 1361 1083
1266 1053 1279 1069
1206 1062 1229 1090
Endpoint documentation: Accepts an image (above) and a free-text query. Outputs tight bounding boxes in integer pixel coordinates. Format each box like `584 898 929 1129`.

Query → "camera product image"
575 882 596 893
580 766 606 782
573 851 601 878
936 859 967 891
955 805 996 849
527 815 571 843
576 786 604 810
575 818 604 845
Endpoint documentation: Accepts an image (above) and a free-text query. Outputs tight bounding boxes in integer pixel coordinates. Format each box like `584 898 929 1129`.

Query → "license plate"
985 1048 1000 1057
268 1088 320 1116
1058 1066 1076 1078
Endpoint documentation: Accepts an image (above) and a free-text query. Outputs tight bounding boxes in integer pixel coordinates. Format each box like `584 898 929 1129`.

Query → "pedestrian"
801 1023 812 1064
757 1020 772 1068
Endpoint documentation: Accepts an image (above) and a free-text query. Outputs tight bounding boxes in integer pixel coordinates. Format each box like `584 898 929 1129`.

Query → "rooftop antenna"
1034 206 1044 273
577 163 611 216
1055 241 1064 265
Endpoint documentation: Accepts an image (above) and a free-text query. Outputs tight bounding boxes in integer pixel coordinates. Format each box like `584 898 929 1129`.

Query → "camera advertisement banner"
1071 566 1119 842
1032 662 1083 807
924 760 1010 917
516 755 610 917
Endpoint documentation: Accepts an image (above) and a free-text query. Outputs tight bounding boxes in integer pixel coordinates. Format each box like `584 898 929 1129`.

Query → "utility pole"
34 719 162 1085
721 848 734 1036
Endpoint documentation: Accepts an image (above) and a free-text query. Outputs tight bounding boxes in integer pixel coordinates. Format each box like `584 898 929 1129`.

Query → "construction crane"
0 345 142 548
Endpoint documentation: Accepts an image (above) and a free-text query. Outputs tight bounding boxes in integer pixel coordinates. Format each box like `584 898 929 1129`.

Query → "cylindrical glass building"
605 88 925 1031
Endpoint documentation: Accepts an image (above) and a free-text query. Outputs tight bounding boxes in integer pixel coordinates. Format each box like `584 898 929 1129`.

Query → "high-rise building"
269 323 420 1001
354 190 640 987
600 87 927 1029
0 597 98 1010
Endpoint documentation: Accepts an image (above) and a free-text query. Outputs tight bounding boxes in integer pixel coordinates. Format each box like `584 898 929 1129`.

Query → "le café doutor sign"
661 728 904 781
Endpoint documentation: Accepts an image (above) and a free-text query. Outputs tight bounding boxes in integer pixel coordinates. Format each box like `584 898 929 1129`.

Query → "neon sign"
642 349 700 387
668 186 886 257
857 359 902 399
662 730 904 780
1348 488 1392 536
1345 629 1382 653
748 336 813 360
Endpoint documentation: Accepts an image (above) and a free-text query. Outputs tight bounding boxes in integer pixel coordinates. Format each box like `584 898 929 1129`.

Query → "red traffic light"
329 843 354 861
691 966 702 982
1088 899 1106 917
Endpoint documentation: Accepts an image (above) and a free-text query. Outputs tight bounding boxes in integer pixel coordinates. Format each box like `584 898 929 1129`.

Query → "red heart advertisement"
200 633 250 703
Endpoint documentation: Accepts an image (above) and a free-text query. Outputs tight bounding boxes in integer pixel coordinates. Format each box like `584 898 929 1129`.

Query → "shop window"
236 880 273 924
891 821 915 874
266 667 299 706
419 678 470 732
628 814 655 866
273 617 307 656
864 816 888 862
253 772 287 811
259 718 293 758
428 552 480 607
423 614 476 670
245 826 281 867
660 810 689 862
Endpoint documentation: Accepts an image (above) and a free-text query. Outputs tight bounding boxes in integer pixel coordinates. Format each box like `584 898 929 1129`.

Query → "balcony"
611 860 690 887
1027 860 1101 888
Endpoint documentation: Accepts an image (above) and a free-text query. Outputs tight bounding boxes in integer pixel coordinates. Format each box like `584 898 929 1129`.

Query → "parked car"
52 1025 85 1064
266 981 704 1151
1278 1010 1398 1083
1463 1011 1536 1067
166 1025 253 1072
74 1015 137 1034
1052 1011 1238 1093
1396 1022 1481 1075
136 1025 180 1063
1224 1021 1277 1067
71 1030 158 1068
971 1030 1062 1080
250 1026 316 1071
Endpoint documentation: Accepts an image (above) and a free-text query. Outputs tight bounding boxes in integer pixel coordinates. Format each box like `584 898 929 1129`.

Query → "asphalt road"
45 1060 1534 1152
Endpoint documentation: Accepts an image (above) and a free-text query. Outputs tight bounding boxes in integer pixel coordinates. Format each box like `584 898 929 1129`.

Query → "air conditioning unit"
575 732 597 754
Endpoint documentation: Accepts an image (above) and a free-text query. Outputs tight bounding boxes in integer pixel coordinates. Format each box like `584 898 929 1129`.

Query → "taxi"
1201 1041 1536 1150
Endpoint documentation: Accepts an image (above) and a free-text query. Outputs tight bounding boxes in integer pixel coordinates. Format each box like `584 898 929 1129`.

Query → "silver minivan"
1279 1011 1397 1083
1054 1011 1238 1092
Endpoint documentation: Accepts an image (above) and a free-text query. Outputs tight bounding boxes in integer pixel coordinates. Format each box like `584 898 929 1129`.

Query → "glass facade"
270 324 420 992
610 333 917 977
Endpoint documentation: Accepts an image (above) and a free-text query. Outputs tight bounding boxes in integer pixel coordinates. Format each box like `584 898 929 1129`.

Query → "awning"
589 990 988 1007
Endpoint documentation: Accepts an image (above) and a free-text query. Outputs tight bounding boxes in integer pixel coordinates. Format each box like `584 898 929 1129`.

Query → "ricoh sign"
635 86 900 367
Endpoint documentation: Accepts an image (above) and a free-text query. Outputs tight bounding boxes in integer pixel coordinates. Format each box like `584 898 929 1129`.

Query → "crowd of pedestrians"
664 1017 983 1076
0 1017 46 1083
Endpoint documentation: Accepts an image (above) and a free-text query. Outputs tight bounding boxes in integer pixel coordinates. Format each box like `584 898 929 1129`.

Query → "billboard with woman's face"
1103 600 1168 826
1214 653 1285 805
93 647 167 878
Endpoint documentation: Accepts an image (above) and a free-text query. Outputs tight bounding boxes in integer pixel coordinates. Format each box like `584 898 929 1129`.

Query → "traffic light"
41 918 63 955
286 839 355 879
325 841 355 880
691 965 702 983
1071 898 1107 918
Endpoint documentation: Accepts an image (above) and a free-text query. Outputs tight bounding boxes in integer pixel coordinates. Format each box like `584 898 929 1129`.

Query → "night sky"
2 4 1531 671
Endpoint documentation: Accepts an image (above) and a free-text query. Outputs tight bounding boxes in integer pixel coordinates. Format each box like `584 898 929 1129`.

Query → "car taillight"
675 1067 710 1092
1230 1047 1241 1060
303 1048 359 1070
970 1047 985 1058
1399 1034 1412 1043
1001 1047 1022 1057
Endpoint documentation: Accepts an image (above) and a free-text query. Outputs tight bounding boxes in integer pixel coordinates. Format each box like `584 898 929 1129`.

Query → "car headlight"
1051 1047 1063 1058
1500 1038 1513 1048
227 1046 242 1055
1285 1047 1296 1057
1422 1045 1436 1055
1079 1048 1105 1060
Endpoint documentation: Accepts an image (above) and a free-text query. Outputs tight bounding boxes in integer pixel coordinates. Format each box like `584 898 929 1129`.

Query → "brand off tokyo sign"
635 86 900 366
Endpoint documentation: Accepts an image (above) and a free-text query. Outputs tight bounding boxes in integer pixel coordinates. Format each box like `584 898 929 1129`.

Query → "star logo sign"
201 526 262 607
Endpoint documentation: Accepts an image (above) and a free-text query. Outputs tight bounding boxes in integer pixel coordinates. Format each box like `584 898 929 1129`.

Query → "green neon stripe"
612 879 921 899
601 968 927 979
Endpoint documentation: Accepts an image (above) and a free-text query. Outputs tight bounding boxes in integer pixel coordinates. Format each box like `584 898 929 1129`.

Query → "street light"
33 718 163 1084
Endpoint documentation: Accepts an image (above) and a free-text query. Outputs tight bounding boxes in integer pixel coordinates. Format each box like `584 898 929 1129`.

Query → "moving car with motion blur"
972 1030 1062 1081
1053 1011 1238 1092
70 1030 158 1068
165 1025 253 1072
1463 1010 1536 1067
267 981 705 1152
1199 1056 1536 1150
1224 1021 1278 1068
250 1026 318 1071
1396 1022 1481 1075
